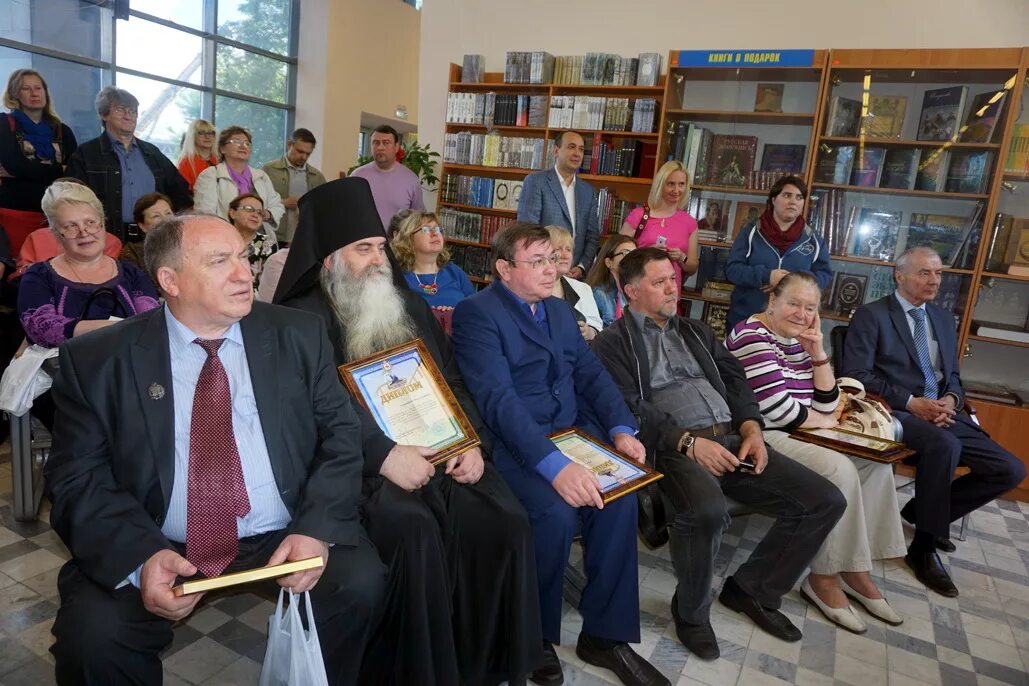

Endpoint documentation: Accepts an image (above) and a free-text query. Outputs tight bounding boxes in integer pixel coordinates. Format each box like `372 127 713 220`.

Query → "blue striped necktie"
908 308 939 400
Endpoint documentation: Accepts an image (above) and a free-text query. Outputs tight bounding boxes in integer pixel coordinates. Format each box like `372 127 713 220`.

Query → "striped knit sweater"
725 316 839 431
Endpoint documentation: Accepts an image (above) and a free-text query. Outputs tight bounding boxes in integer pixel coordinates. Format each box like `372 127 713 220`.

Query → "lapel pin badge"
148 382 165 400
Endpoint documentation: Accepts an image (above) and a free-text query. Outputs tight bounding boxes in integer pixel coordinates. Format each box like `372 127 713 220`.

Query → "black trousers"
50 530 387 686
901 412 1026 539
655 436 847 625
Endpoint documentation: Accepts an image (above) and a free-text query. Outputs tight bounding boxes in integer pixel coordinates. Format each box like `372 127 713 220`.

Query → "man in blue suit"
517 131 601 276
844 247 1024 597
452 223 668 686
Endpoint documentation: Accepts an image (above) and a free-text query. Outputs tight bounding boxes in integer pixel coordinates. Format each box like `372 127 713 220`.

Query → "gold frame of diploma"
172 556 324 596
792 427 915 463
547 428 663 504
339 338 480 466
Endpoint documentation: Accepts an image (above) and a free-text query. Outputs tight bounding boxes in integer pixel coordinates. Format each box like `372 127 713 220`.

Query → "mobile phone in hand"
656 235 667 246
737 456 757 473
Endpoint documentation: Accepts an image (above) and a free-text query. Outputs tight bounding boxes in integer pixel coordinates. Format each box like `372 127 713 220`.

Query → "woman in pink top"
619 160 699 292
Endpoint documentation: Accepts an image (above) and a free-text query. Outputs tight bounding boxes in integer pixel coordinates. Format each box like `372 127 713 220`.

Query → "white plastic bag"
258 589 329 686
0 345 59 417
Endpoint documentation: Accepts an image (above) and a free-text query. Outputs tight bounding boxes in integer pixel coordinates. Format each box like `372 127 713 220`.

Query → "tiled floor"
2 438 1028 685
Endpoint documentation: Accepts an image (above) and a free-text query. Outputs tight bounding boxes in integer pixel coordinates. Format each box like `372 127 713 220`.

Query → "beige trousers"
764 430 908 575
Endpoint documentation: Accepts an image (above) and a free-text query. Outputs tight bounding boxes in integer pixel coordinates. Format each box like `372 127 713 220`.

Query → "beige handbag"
835 377 901 441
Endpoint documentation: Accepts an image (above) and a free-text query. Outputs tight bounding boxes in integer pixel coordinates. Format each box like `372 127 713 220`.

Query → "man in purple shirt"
349 125 425 231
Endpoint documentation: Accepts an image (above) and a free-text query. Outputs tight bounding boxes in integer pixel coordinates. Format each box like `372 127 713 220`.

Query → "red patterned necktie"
186 338 251 577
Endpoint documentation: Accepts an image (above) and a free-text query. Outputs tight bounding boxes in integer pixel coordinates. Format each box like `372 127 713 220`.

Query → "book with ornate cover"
702 302 730 340
826 96 862 137
760 144 806 174
732 202 764 239
830 273 867 316
914 150 951 192
879 148 921 190
707 135 758 187
850 147 887 187
850 208 902 261
754 83 785 113
945 150 993 194
905 213 967 263
917 86 968 141
960 90 1007 143
864 95 907 138
815 145 856 185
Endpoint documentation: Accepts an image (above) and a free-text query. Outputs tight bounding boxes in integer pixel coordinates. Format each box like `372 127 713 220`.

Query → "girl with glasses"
391 210 475 317
586 234 637 329
176 119 219 191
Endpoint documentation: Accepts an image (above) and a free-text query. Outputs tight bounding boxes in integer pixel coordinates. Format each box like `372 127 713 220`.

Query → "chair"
831 324 972 542
7 412 50 521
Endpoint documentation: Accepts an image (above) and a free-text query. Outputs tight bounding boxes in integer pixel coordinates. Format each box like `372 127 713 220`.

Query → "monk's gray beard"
319 256 417 361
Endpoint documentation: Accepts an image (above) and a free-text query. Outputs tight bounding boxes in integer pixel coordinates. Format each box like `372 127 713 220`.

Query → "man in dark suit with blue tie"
452 223 668 686
844 247 1024 597
517 131 601 277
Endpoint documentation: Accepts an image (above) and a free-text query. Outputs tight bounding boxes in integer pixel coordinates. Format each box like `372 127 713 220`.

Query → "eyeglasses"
416 225 442 235
111 105 138 117
197 131 216 137
506 255 560 271
56 218 103 237
612 249 633 258
227 138 251 148
237 205 263 214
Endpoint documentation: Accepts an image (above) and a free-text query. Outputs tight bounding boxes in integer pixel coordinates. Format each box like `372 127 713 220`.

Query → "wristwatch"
677 432 695 456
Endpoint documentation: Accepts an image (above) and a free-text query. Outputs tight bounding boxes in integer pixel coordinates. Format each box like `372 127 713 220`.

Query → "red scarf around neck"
758 209 804 254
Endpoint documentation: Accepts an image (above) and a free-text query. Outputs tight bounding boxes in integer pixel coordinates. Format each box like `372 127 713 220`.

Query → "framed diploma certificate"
339 339 480 465
548 428 663 504
792 426 915 463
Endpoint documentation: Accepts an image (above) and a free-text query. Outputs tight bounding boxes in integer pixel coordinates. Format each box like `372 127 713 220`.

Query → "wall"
296 0 421 178
418 0 1029 204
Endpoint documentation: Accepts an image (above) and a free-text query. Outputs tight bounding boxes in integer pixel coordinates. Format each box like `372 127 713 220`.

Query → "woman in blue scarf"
0 69 78 241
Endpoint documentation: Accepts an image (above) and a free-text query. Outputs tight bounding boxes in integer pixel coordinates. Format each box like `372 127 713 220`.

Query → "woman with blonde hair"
392 210 475 309
176 118 218 191
547 226 602 340
619 160 699 293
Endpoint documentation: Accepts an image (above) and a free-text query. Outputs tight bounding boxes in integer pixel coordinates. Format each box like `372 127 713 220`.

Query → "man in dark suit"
452 223 668 686
45 214 385 685
517 131 601 276
843 246 1025 597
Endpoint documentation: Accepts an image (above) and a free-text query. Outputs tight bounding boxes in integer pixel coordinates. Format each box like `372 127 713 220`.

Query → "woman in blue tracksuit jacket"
725 175 833 329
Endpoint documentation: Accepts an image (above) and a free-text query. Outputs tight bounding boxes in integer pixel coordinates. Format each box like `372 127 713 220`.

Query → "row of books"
448 244 493 281
503 52 555 85
815 146 993 194
671 125 806 188
582 139 647 178
594 189 632 235
551 52 661 87
438 174 525 211
808 189 984 268
443 132 548 170
438 208 514 246
547 96 657 133
825 86 1006 143
446 93 548 128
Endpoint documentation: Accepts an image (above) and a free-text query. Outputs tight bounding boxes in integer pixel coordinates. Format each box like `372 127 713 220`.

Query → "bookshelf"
438 60 666 285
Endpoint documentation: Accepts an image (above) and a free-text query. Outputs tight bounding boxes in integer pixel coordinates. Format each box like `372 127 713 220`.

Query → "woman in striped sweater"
726 272 906 633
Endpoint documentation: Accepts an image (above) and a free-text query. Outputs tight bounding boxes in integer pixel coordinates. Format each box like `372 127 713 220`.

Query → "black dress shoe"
529 641 563 686
905 551 959 597
718 576 802 642
936 537 957 553
575 633 670 686
899 503 957 552
670 593 719 660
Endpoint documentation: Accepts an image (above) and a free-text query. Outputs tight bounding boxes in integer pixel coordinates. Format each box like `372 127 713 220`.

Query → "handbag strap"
79 286 130 320
633 205 650 242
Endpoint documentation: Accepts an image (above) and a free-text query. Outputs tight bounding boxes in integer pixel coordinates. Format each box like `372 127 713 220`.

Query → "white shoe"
839 577 904 625
800 579 867 634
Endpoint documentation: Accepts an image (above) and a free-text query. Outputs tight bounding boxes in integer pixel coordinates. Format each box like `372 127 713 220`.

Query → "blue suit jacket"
517 168 600 270
842 294 964 412
451 282 636 475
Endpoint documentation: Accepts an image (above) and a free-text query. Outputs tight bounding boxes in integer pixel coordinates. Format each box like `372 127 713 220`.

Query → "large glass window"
0 0 296 167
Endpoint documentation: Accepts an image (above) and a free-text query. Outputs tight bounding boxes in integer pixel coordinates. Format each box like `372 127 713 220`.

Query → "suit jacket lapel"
130 307 176 510
887 296 920 367
927 304 955 379
574 180 591 231
545 169 573 226
240 309 287 488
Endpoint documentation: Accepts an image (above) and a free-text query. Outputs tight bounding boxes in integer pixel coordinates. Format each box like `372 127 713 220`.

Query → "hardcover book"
917 86 968 141
696 199 732 238
815 145 856 185
830 273 868 316
879 148 921 190
944 150 992 194
1005 123 1029 175
461 55 485 83
732 202 765 239
864 95 907 138
707 135 758 187
760 144 806 174
826 96 862 137
960 90 1006 143
850 147 887 187
850 208 903 261
905 213 968 264
914 150 951 192
754 83 785 113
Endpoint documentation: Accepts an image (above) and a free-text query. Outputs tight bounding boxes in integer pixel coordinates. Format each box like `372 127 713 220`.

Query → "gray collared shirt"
627 308 732 430
108 131 155 224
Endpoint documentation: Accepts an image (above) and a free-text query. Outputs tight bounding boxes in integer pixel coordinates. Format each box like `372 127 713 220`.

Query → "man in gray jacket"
262 128 327 244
